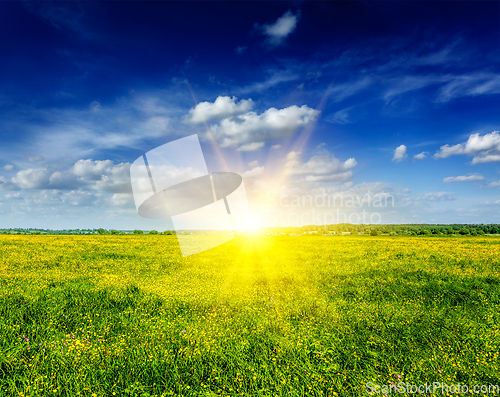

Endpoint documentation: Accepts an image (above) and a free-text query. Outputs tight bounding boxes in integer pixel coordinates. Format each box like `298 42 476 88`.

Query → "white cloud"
284 150 357 182
328 78 372 103
234 70 298 95
237 142 265 152
271 144 282 150
248 160 259 167
326 108 350 124
185 96 253 124
3 164 13 171
28 156 44 163
418 192 457 201
436 73 500 103
72 159 116 181
12 168 51 189
0 90 185 168
258 10 300 47
392 145 408 162
210 104 319 148
384 75 447 101
413 151 428 160
90 101 101 112
243 166 265 179
472 155 500 164
434 130 500 163
4 192 22 200
489 180 500 187
382 73 500 104
8 159 131 193
443 173 484 183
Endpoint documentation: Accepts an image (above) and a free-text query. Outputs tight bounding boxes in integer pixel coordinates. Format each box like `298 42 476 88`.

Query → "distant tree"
350 230 359 235
149 230 159 235
133 230 144 235
470 228 478 236
110 230 119 235
370 229 378 236
477 229 485 235
97 228 106 235
459 227 470 235
418 229 431 236
409 231 417 236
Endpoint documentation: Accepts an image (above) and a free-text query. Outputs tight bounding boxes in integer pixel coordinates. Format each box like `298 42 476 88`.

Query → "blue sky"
0 1 500 229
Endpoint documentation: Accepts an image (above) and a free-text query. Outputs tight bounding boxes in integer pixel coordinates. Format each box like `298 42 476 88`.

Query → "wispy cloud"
417 192 457 201
325 108 351 125
237 142 265 152
235 46 248 54
0 90 190 165
435 73 500 103
234 70 298 95
328 77 372 103
21 0 91 38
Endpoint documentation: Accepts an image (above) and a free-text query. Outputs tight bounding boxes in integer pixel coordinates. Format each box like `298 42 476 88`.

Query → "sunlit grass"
0 235 499 396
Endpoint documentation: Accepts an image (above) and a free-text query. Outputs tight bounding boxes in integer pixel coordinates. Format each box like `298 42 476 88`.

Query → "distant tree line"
261 224 500 236
1 224 499 236
0 228 176 235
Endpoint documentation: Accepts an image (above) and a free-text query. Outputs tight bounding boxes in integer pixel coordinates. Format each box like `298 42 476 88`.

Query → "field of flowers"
0 234 499 396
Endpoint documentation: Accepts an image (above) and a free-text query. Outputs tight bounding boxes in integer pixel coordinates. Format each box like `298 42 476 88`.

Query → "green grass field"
0 235 499 396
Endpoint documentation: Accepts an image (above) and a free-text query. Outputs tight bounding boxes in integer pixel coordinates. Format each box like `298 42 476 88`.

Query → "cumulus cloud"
243 166 265 179
237 142 265 152
392 145 408 162
8 159 131 193
284 150 357 182
257 10 300 47
413 151 428 160
434 130 500 163
443 174 484 183
248 160 259 168
12 168 52 189
185 96 253 124
3 164 14 171
210 104 319 148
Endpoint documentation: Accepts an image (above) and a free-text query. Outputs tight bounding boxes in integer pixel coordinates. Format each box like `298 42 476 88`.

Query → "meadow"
0 234 499 396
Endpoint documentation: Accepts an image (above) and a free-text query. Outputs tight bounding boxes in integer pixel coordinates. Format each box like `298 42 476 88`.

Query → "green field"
0 235 499 396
